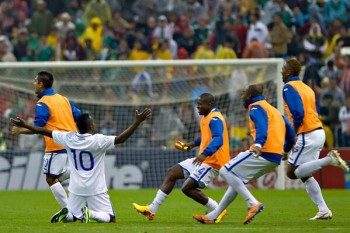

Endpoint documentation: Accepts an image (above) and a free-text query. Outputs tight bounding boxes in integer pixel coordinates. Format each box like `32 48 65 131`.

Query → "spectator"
79 17 103 53
176 28 199 57
319 94 340 147
338 95 350 147
13 29 29 61
338 55 350 95
29 0 54 36
231 15 248 57
0 39 16 62
63 31 86 61
319 60 338 80
320 78 345 106
270 13 289 57
303 20 327 63
132 0 157 25
324 0 350 25
153 15 173 41
55 12 75 40
84 0 112 25
242 38 269 58
246 11 269 47
277 0 295 29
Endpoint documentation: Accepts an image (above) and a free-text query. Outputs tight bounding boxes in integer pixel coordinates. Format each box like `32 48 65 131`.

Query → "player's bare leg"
133 165 184 220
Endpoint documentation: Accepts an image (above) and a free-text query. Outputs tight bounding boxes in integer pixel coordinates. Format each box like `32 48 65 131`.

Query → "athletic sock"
149 189 168 213
205 197 218 211
50 182 68 208
304 177 329 212
222 169 258 207
295 157 332 178
207 186 237 220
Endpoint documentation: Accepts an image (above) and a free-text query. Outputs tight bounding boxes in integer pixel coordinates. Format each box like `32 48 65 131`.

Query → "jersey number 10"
71 149 94 171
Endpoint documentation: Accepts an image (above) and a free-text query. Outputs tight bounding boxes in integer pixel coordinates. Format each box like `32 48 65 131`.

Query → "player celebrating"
12 71 81 221
11 108 152 223
282 58 349 220
193 84 295 224
132 93 229 222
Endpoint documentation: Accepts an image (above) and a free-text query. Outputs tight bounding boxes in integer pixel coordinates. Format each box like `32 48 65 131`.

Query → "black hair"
37 71 54 89
199 93 215 105
246 84 263 98
76 113 92 134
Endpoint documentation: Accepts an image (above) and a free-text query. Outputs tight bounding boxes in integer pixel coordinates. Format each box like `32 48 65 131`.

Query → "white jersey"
52 131 115 196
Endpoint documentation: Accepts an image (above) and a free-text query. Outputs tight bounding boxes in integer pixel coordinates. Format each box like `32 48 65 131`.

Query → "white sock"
65 212 74 222
205 197 218 211
304 177 329 212
50 182 68 208
295 157 332 178
58 168 70 182
207 186 237 220
149 189 168 213
222 169 258 207
90 210 111 223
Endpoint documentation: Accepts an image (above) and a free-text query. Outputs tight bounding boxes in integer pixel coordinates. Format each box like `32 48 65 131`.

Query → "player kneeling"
11 109 151 223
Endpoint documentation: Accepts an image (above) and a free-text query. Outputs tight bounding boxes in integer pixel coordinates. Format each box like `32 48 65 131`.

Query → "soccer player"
11 108 152 223
132 93 230 222
281 58 349 220
11 71 81 219
193 84 295 224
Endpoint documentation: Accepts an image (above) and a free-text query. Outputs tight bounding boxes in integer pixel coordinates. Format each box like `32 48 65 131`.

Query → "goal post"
0 59 292 190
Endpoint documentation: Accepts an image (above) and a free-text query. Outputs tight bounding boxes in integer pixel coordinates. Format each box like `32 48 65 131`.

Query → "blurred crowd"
1 0 350 151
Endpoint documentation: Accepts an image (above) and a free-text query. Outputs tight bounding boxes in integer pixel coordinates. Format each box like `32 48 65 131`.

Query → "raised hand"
10 117 26 128
135 108 152 123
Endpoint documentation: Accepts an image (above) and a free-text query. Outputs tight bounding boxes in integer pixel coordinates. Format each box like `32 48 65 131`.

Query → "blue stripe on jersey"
224 152 253 171
293 134 305 166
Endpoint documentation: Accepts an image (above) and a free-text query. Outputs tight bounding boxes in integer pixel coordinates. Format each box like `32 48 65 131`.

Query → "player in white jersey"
11 108 151 223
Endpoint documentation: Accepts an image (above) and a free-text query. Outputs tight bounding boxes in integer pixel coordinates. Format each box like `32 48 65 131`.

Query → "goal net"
0 59 298 190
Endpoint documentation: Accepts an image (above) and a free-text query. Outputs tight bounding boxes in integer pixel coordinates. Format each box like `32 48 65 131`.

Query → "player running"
193 84 295 224
11 108 151 223
132 93 229 222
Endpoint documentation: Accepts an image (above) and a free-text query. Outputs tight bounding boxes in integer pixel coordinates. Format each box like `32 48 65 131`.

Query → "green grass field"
0 189 349 233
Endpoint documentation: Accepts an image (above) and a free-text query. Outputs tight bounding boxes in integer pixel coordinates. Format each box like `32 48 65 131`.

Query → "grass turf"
0 189 349 233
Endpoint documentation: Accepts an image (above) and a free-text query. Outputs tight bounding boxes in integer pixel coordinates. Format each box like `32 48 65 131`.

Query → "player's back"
52 131 115 196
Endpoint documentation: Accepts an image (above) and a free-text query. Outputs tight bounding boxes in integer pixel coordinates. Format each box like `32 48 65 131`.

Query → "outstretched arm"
114 108 152 145
10 118 53 138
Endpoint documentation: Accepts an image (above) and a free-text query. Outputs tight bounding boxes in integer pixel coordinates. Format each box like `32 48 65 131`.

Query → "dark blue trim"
225 152 253 170
47 153 53 176
198 167 212 181
48 149 67 153
244 95 266 109
286 76 300 82
37 88 56 99
176 163 190 177
260 153 281 165
293 134 305 165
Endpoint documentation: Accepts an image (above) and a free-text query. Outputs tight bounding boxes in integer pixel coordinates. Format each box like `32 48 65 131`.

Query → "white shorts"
68 192 115 219
178 158 219 188
288 129 325 166
223 150 278 184
42 152 68 177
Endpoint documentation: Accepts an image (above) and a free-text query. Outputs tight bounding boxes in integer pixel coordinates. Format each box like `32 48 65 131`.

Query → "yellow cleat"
192 214 215 224
215 209 228 223
132 203 155 220
243 202 264 224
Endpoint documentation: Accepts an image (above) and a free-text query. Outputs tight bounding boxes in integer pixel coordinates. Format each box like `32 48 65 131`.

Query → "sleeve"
99 135 116 151
33 102 50 127
69 101 81 122
52 131 68 147
249 105 268 147
283 84 304 129
282 116 296 153
194 136 201 146
201 117 224 156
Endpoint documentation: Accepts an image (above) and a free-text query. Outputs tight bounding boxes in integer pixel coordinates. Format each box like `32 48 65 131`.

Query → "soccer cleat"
309 210 333 220
327 150 349 172
81 206 91 223
215 209 228 223
50 207 68 223
243 202 264 224
192 214 216 224
132 203 155 220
